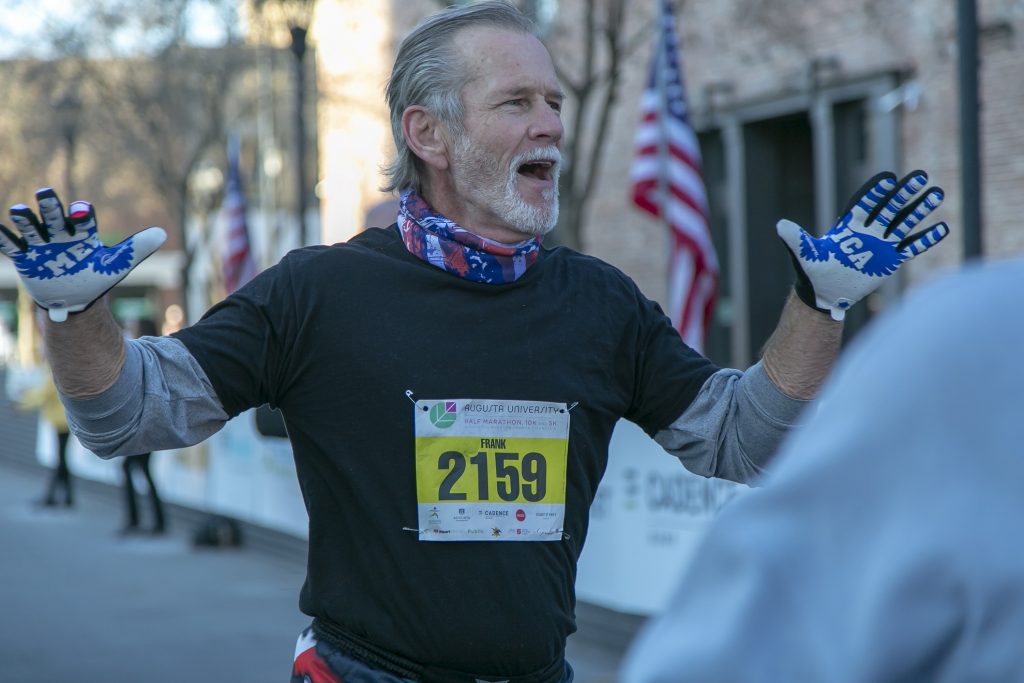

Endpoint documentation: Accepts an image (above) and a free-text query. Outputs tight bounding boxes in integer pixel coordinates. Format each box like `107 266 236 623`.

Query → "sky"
1 0 73 45
0 0 233 58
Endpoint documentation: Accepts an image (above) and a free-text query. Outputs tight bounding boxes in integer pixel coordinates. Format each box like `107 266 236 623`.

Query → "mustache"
510 146 562 169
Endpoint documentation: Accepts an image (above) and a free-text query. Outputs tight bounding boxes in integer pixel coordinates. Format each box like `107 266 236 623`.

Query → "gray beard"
451 137 560 238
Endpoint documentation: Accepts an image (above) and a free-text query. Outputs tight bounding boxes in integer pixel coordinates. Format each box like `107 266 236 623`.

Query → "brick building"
578 0 1023 366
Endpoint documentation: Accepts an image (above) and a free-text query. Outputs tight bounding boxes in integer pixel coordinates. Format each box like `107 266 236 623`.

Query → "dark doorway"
743 113 815 356
697 130 731 367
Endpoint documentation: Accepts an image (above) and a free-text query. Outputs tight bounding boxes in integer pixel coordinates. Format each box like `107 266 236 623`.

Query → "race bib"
413 398 570 541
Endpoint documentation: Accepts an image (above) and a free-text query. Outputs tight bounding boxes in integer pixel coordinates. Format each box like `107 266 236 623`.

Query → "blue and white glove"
0 188 166 322
777 170 950 321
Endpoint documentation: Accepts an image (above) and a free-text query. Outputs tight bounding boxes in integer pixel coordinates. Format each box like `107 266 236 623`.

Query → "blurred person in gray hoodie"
622 256 1024 682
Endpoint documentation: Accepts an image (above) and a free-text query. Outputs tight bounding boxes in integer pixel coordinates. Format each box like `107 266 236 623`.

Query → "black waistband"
311 617 566 683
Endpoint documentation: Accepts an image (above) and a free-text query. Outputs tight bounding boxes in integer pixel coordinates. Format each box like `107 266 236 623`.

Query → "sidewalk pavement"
0 454 639 682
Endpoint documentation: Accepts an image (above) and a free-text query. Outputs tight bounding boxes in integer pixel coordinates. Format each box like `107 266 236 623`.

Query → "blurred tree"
543 0 654 251
72 0 255 318
0 24 92 219
0 0 259 319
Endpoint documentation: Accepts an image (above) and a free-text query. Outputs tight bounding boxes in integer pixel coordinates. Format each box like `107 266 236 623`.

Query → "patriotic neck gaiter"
395 189 542 284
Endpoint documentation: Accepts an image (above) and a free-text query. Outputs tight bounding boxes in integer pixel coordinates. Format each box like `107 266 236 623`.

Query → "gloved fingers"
121 226 167 263
67 200 97 233
8 204 49 246
0 223 28 256
775 218 808 255
898 222 950 259
776 220 826 313
885 187 944 241
845 171 897 224
866 170 928 230
36 188 75 240
97 226 168 276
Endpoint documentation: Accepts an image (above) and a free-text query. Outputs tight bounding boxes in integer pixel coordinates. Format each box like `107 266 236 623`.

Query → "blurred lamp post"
53 89 81 199
253 0 316 247
958 0 982 260
290 21 310 246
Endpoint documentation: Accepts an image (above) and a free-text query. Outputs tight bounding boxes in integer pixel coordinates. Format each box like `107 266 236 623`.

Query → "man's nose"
529 104 563 145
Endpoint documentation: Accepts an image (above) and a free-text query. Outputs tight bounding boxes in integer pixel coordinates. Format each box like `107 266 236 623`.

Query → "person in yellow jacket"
19 370 73 507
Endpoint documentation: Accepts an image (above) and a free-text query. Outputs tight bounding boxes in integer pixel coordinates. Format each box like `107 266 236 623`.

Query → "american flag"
630 0 718 353
222 136 257 294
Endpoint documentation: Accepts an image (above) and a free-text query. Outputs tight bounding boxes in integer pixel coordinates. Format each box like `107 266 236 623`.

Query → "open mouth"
517 159 556 181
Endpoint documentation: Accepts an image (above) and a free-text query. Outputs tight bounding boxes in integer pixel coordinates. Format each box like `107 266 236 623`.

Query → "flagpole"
655 0 673 325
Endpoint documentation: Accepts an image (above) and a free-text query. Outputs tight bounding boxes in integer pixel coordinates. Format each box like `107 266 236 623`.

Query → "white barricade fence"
575 419 747 615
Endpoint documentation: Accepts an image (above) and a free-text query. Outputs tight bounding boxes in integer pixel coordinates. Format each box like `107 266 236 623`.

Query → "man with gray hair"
0 2 949 682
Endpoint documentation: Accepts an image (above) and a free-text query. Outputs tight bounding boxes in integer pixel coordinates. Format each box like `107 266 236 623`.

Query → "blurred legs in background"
39 429 73 507
120 452 166 535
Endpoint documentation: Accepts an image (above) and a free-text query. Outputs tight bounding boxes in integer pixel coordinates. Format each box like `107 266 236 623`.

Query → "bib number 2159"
437 449 546 502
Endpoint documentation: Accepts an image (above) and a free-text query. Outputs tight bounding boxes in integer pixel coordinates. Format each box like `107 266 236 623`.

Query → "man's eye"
549 101 562 112
504 99 525 107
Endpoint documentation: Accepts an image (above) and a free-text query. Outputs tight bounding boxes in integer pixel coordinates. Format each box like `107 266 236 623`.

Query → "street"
0 455 632 681
0 458 308 681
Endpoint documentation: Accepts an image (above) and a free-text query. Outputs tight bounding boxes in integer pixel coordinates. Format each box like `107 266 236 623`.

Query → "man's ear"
402 106 450 172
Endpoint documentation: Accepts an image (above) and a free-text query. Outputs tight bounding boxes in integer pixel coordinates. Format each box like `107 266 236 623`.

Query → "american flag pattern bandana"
396 189 542 285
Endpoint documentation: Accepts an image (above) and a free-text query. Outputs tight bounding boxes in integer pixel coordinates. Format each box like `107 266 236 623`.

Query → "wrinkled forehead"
454 27 561 96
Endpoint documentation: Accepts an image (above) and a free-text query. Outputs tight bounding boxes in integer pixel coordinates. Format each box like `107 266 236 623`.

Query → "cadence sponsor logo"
484 510 509 517
429 401 457 428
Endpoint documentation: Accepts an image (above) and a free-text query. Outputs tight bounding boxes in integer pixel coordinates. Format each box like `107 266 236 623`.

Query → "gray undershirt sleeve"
653 361 810 485
60 336 230 458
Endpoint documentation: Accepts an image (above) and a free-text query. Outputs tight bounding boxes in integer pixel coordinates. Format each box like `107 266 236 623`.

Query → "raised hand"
777 170 950 321
0 188 166 322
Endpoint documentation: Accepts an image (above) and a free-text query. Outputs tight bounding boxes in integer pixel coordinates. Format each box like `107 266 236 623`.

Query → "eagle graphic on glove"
777 170 949 321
